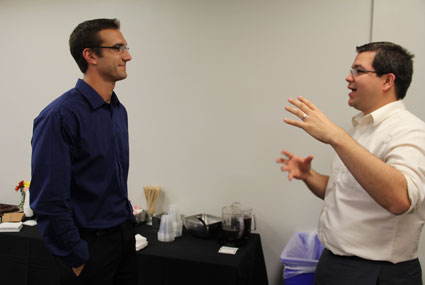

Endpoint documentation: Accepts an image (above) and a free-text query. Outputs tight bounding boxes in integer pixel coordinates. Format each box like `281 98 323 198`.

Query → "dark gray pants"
315 249 422 285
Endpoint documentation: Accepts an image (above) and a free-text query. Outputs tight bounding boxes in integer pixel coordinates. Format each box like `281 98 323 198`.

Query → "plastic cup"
157 214 175 242
168 204 183 237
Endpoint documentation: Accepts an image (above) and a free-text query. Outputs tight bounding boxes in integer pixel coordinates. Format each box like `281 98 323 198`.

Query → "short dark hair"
356 42 414 100
69 18 120 73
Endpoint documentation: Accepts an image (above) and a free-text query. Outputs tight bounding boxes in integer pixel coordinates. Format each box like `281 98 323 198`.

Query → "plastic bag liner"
280 231 324 279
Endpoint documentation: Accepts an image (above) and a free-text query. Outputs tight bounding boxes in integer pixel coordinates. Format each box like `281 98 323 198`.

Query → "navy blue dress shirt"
30 79 135 267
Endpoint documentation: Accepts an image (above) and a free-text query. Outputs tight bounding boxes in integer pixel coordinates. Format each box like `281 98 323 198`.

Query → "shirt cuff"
58 238 89 268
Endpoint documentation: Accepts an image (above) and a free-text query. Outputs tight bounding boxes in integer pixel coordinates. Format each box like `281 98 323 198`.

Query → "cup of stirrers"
143 185 161 215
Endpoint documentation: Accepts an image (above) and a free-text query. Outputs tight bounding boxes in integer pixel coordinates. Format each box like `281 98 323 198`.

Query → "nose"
123 49 132 61
346 70 354 83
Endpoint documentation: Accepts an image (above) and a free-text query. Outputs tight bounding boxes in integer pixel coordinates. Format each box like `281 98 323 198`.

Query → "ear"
382 73 396 92
82 48 97 66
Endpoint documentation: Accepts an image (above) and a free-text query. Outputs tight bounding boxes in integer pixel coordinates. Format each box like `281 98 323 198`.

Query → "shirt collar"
75 79 121 109
352 100 406 127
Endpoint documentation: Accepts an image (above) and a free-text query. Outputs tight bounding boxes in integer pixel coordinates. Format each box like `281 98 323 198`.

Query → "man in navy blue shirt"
30 18 137 284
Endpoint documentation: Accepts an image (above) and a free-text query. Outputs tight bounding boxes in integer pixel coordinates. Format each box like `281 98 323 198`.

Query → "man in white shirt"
276 42 425 284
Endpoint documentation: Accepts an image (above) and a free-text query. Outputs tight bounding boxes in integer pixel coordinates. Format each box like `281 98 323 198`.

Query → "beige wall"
0 1 423 284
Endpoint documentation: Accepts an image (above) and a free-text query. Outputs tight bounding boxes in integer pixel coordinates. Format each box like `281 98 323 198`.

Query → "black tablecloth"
0 223 268 285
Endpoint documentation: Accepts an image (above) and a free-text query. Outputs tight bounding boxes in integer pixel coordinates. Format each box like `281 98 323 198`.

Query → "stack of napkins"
135 234 148 251
0 222 23 232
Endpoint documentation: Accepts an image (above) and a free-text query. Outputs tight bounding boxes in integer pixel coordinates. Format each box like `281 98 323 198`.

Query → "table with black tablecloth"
0 223 268 285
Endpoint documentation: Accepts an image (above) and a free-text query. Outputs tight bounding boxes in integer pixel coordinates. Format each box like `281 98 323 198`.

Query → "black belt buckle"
80 219 133 237
80 223 121 237
95 224 122 237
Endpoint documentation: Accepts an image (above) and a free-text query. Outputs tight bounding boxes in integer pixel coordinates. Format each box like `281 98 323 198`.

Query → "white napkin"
135 234 148 251
0 222 23 232
23 220 37 226
218 246 239 255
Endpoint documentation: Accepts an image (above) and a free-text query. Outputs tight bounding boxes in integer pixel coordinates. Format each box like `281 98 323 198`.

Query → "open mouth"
348 87 357 98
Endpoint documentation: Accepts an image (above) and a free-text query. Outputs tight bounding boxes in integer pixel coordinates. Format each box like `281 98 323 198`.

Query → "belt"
79 219 133 237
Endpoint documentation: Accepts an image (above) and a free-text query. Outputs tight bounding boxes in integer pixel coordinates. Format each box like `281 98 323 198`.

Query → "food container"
184 214 222 238
134 209 147 223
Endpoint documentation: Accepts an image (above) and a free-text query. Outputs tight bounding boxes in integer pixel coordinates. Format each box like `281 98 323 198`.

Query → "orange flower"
15 180 25 191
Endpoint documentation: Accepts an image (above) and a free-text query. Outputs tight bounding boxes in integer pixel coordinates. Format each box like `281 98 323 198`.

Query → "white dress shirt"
318 100 425 263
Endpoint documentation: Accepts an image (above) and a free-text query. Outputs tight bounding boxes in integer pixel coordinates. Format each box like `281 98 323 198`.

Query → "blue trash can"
280 232 324 284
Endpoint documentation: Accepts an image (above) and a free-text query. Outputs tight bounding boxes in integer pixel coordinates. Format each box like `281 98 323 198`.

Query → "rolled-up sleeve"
386 127 425 213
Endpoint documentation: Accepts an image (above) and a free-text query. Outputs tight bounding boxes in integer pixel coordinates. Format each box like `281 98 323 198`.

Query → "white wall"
0 1 423 284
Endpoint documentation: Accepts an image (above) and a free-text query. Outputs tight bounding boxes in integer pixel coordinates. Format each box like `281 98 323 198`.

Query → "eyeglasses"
349 68 377 77
93 45 130 54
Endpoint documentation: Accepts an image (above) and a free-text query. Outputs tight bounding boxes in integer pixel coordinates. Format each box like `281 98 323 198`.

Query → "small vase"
23 189 33 217
18 190 25 211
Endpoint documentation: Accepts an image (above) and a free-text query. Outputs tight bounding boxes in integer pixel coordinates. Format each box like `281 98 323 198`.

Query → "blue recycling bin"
280 232 324 284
